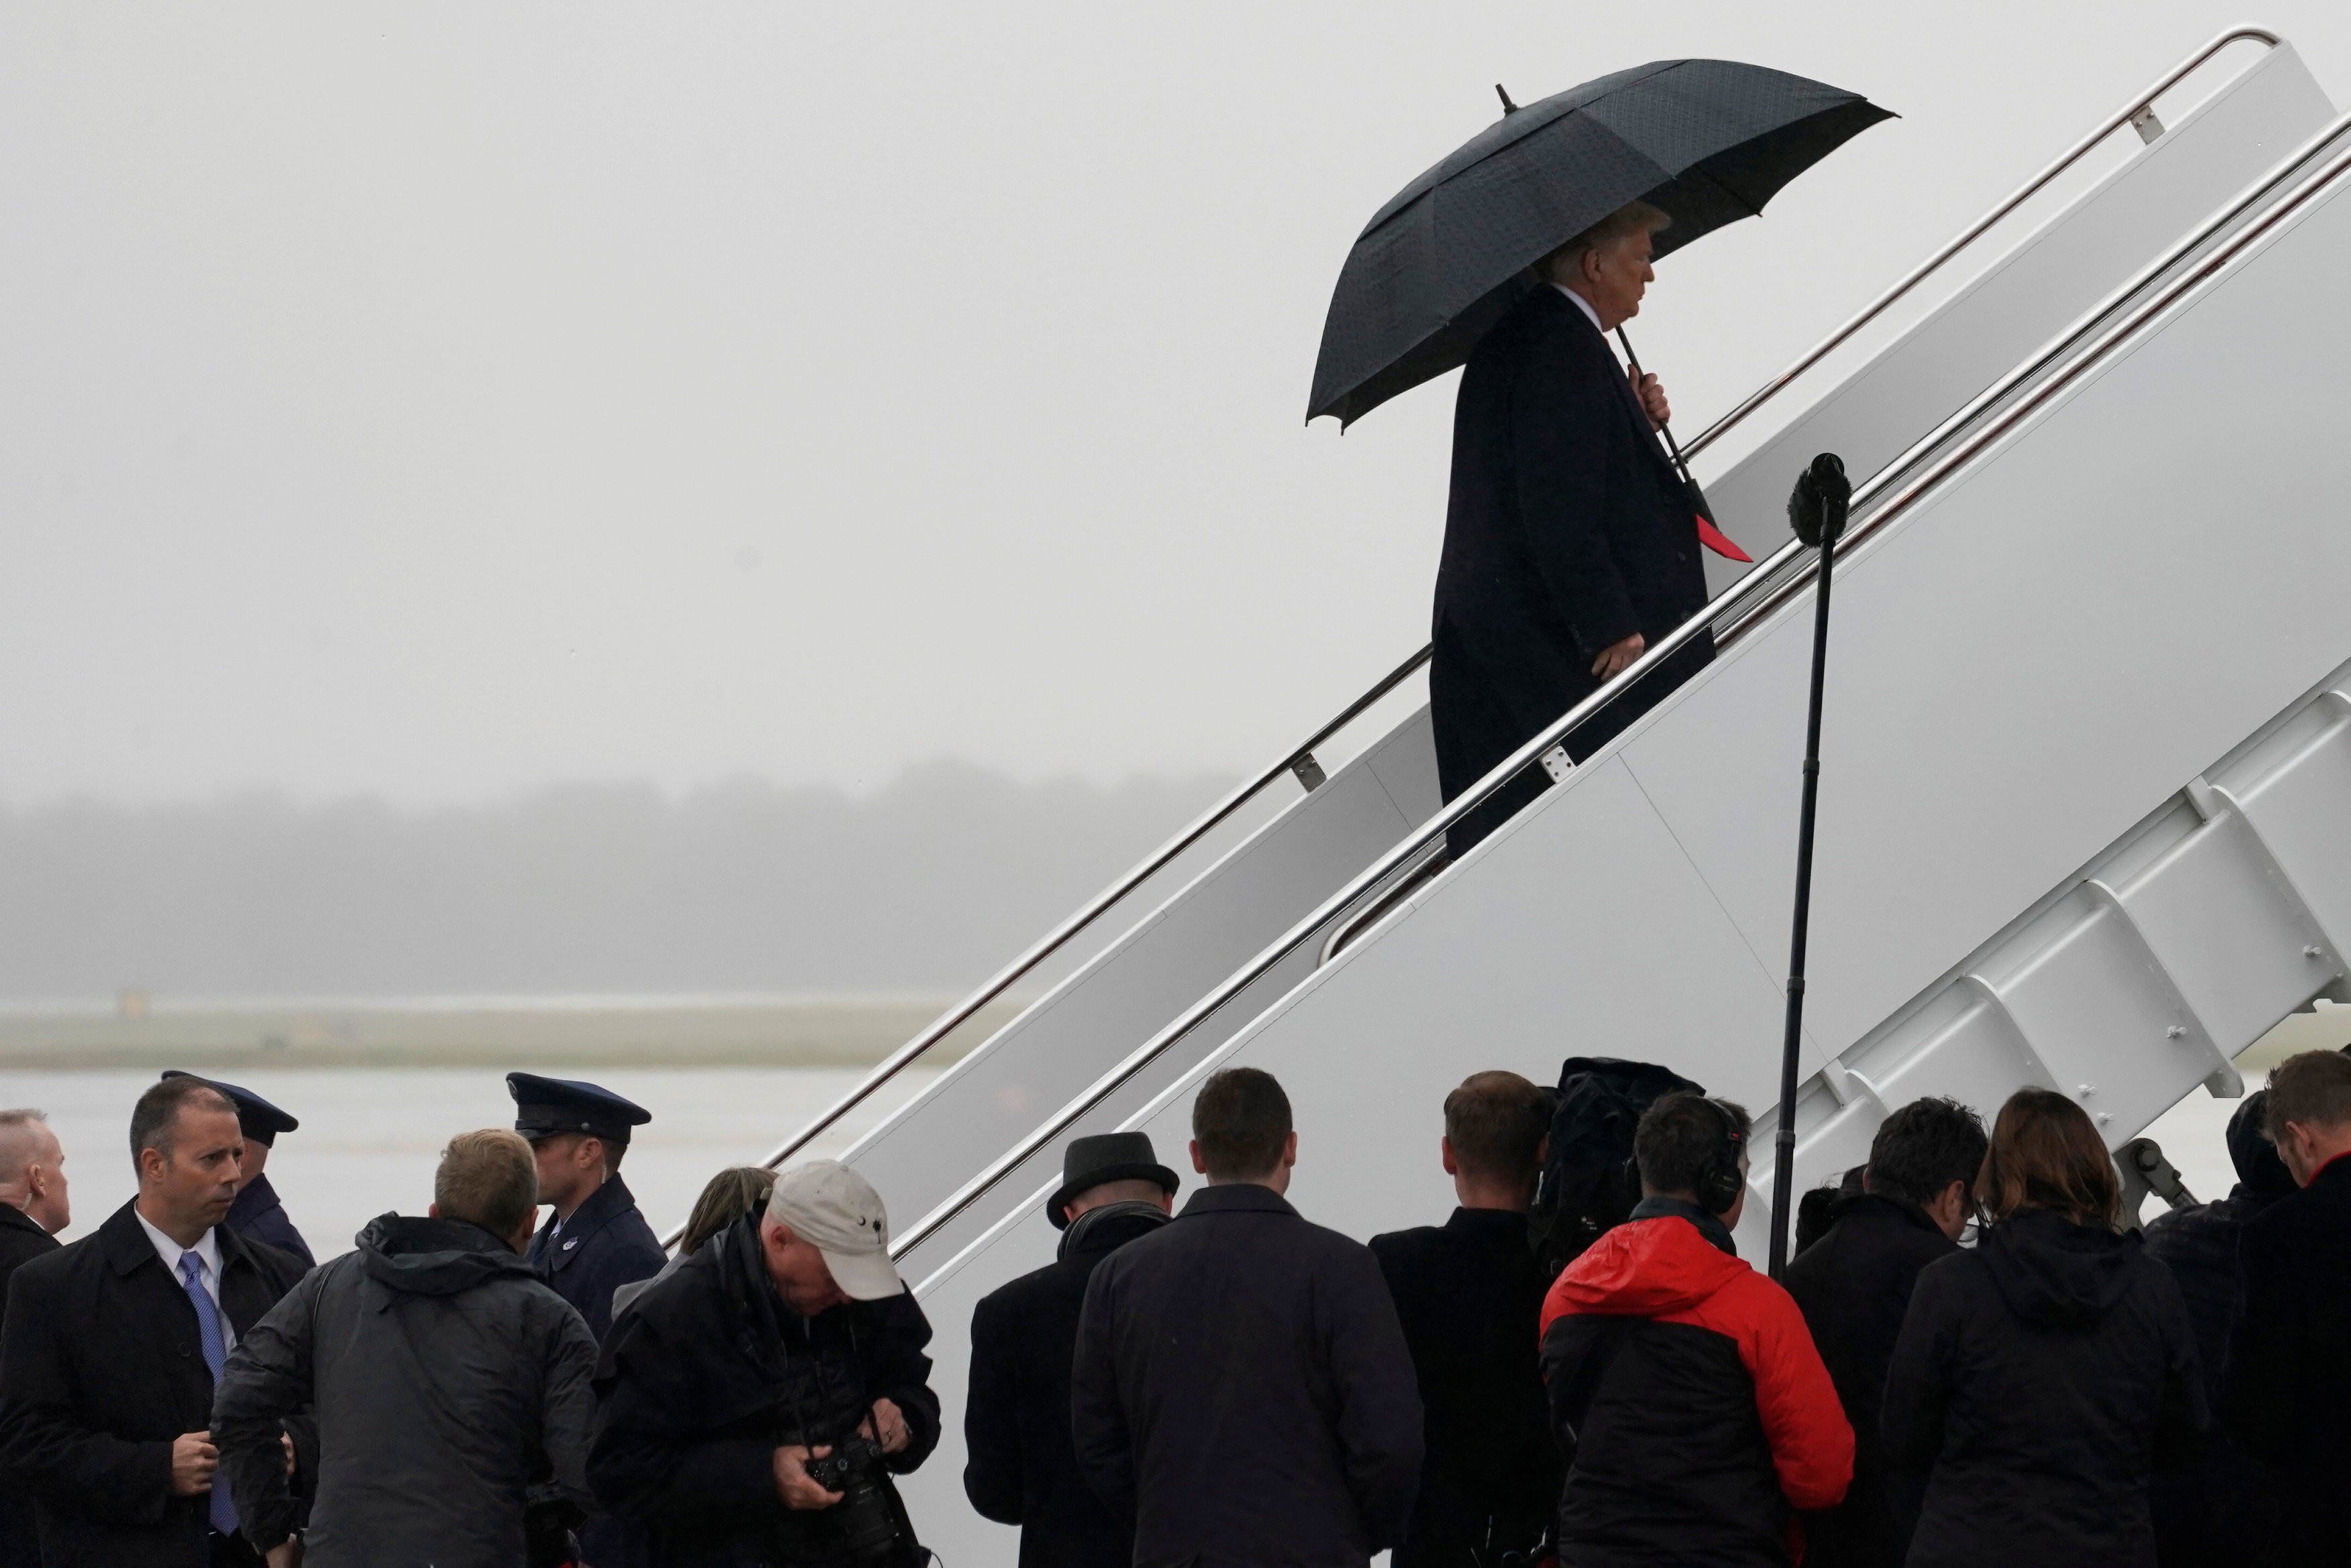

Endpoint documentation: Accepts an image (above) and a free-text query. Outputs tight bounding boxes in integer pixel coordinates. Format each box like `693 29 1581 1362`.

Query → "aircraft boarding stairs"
731 31 2351 1562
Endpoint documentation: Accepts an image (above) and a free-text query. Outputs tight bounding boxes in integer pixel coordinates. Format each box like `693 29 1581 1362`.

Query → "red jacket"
1540 1213 1852 1565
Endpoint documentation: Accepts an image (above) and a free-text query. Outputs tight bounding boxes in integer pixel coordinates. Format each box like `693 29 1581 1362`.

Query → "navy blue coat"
529 1174 665 1347
1431 286 1713 852
0 1205 60 1568
0 1201 312 1567
227 1173 315 1269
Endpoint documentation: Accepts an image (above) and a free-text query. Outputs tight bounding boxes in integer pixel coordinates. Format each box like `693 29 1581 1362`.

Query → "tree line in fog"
0 764 1236 998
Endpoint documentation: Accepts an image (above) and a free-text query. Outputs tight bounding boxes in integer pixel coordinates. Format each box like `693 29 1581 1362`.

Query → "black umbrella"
1307 60 1893 427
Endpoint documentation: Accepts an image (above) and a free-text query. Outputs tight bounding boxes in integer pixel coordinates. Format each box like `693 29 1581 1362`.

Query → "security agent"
507 1074 665 1345
161 1072 313 1268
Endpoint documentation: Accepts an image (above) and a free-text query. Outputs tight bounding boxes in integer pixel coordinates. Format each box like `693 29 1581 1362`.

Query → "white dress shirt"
1551 281 1605 335
136 1210 236 1352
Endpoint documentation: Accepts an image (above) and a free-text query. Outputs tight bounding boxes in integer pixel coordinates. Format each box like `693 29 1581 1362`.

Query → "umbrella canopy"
1308 60 1893 426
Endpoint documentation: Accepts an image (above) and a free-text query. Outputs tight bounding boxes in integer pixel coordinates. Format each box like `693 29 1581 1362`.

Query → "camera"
801 1436 926 1565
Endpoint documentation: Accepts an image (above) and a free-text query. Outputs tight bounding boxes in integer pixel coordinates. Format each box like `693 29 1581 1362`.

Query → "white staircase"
772 31 2351 1565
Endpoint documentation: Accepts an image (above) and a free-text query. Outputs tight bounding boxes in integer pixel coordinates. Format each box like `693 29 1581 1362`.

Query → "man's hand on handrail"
1593 633 1646 680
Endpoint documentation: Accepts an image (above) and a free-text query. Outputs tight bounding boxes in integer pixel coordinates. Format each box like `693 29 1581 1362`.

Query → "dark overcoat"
964 1205 1167 1568
1369 1207 1558 1567
1431 285 1713 852
531 1173 665 1346
1782 1193 1956 1568
1070 1184 1423 1568
0 1206 60 1568
0 1200 312 1567
225 1174 314 1269
588 1215 940 1568
2223 1152 2351 1560
1883 1209 2204 1568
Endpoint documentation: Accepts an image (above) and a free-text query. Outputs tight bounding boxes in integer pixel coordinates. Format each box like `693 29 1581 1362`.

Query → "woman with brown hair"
1880 1087 2204 1567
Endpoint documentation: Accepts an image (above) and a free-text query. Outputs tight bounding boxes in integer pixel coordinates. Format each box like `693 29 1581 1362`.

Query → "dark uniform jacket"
226 1174 314 1269
2224 1151 2351 1561
1782 1193 1956 1568
1885 1209 2204 1568
0 1206 60 1568
531 1173 665 1346
1071 1183 1423 1568
214 1213 598 1567
1540 1207 1851 1567
0 1200 312 1567
965 1204 1167 1568
1370 1207 1559 1567
1431 285 1713 852
588 1214 940 1567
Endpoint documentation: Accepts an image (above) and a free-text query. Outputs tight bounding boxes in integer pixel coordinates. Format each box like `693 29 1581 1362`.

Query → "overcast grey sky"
0 3 2342 806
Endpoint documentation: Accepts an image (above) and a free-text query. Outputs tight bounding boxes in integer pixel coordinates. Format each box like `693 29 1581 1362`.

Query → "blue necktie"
177 1253 240 1537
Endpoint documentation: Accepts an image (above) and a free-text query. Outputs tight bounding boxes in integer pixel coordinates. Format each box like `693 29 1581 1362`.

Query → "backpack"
1528 1055 1705 1278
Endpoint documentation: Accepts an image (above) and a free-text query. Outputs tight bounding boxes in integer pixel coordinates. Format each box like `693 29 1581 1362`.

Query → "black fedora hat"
1047 1132 1179 1230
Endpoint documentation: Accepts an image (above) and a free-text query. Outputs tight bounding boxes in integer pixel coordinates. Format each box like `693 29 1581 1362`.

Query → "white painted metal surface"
846 704 1442 1275
895 53 2351 1562
1697 38 2333 586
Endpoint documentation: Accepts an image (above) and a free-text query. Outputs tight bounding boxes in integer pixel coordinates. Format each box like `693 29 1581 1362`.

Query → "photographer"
589 1161 940 1567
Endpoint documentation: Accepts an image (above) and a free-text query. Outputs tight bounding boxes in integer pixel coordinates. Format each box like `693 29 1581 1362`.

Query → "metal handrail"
889 116 2351 1265
658 642 1433 1246
1681 26 2282 462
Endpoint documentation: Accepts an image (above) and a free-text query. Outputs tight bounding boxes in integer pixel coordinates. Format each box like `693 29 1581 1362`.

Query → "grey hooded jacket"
214 1213 599 1566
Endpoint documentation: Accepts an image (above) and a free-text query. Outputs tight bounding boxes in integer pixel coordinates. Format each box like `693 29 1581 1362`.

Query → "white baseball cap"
768 1160 903 1301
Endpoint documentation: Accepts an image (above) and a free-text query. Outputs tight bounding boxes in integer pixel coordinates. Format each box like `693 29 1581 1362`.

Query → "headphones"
1693 1098 1748 1216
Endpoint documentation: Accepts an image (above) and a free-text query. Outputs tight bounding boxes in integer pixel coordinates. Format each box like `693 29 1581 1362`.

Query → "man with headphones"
1538 1093 1852 1566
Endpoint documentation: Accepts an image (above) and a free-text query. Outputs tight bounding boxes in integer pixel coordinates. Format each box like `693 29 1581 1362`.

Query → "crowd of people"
0 1048 2344 1568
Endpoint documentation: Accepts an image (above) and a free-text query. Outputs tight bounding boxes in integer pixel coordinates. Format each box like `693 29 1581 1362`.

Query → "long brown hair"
1978 1088 2121 1232
680 1165 779 1255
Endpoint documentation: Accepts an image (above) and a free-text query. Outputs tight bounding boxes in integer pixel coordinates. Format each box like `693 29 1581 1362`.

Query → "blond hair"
1538 199 1672 283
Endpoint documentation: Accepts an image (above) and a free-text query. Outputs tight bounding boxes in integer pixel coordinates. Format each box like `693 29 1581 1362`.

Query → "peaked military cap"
506 1072 653 1144
161 1070 300 1148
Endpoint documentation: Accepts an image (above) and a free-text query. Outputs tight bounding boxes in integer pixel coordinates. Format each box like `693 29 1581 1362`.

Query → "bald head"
0 1111 69 1235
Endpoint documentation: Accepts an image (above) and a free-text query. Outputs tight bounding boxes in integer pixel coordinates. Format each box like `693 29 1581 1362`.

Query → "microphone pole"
1770 453 1851 1281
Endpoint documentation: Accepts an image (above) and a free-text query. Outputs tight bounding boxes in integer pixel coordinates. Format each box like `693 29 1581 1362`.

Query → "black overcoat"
530 1173 666 1346
964 1206 1167 1568
2223 1152 2351 1560
588 1215 940 1568
1781 1192 1955 1568
1883 1209 2204 1568
0 1206 60 1568
1369 1207 1558 1567
1070 1183 1423 1568
1431 286 1713 851
226 1173 314 1269
0 1200 311 1567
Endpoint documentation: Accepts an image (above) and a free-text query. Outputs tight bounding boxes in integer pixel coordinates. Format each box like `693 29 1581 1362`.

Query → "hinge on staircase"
1290 752 1327 792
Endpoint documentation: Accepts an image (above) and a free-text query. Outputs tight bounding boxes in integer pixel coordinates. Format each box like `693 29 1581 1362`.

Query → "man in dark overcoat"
589 1160 940 1567
0 1111 70 1568
964 1132 1176 1568
163 1073 314 1267
1071 1068 1423 1568
2145 1089 2295 1565
1431 198 1712 854
1784 1096 1985 1568
1370 1072 1559 1568
0 1078 312 1567
2225 1050 2351 1563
